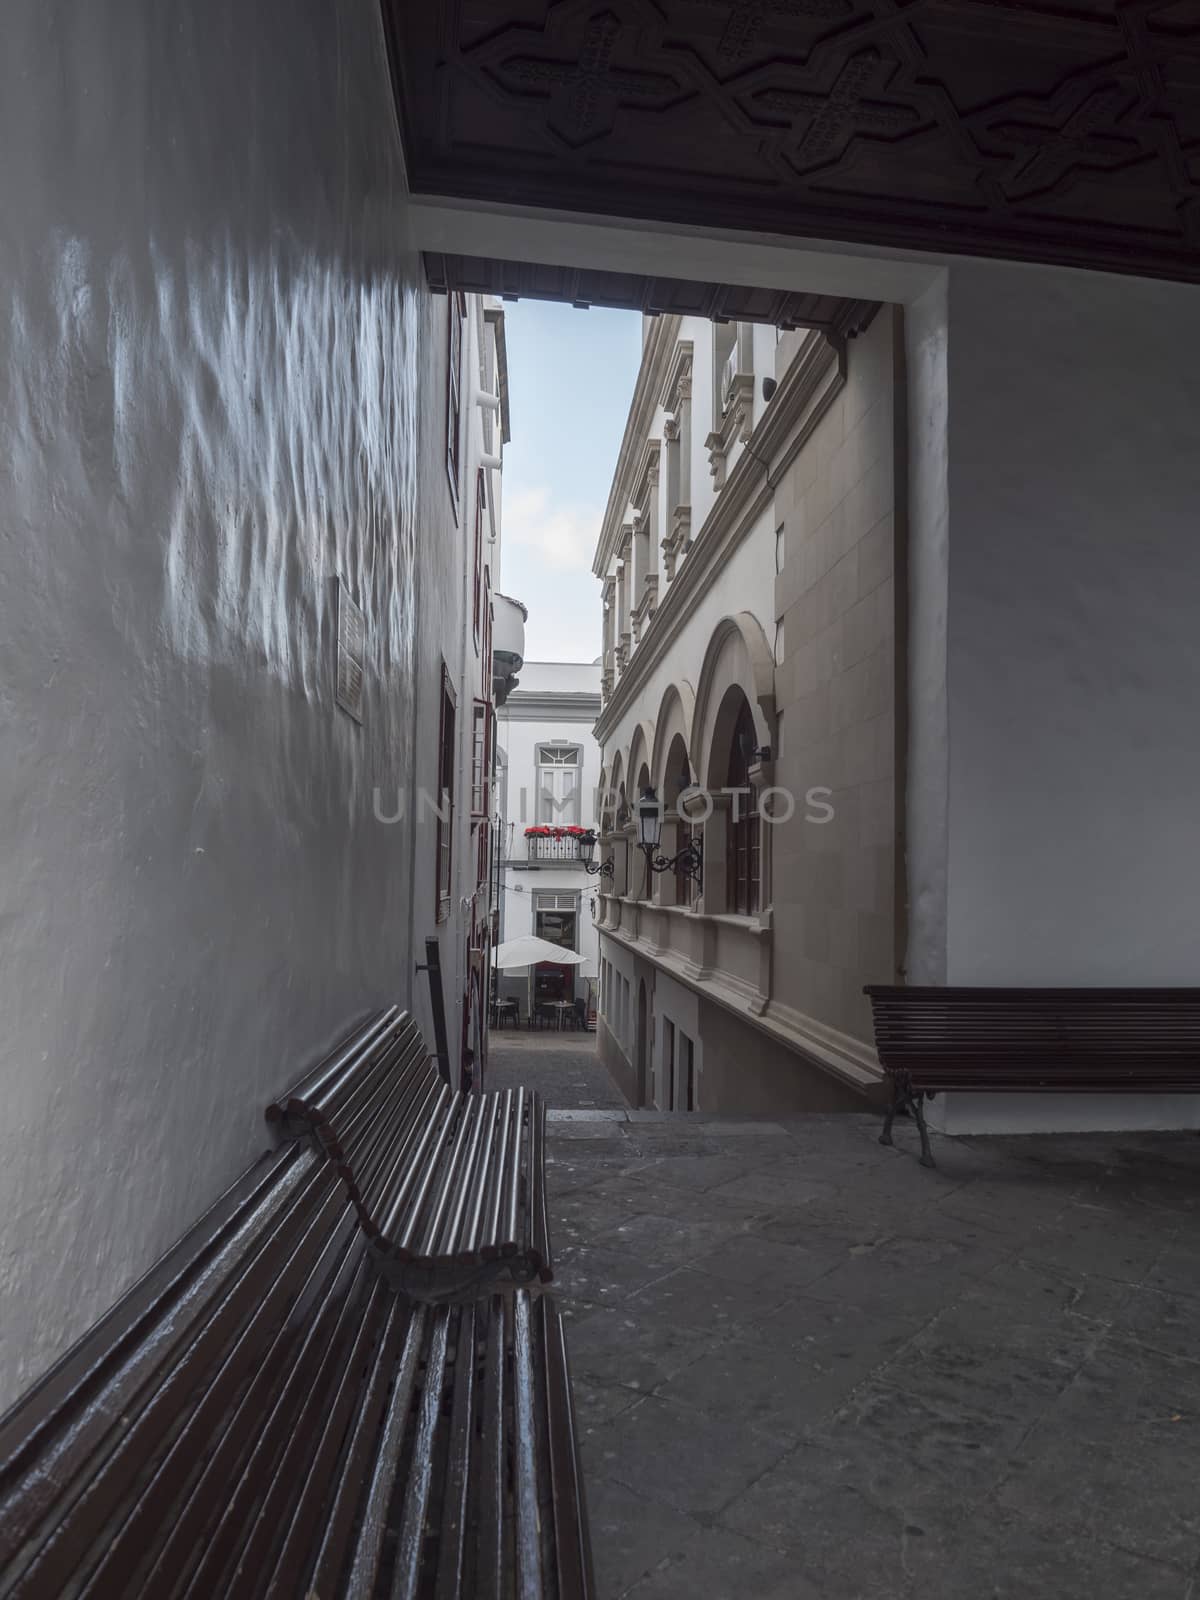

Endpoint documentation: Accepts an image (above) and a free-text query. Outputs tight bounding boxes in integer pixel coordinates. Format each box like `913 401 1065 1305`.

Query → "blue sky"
499 301 642 662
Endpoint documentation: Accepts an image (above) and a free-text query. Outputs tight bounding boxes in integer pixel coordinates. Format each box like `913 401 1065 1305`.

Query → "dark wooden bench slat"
268 1015 554 1294
0 1143 302 1486
299 1290 413 1600
329 1029 431 1167
865 984 1200 1167
434 1299 478 1600
76 1215 364 1600
2 1099 591 1600
267 1007 399 1122
0 1149 336 1588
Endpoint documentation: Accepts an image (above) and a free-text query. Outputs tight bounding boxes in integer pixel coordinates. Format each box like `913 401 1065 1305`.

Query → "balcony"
525 831 584 867
492 591 527 706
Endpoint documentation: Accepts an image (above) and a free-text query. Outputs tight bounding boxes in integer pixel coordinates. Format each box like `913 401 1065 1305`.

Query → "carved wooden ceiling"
383 0 1200 283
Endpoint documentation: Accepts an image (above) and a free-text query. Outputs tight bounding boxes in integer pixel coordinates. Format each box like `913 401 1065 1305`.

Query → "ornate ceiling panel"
383 0 1200 282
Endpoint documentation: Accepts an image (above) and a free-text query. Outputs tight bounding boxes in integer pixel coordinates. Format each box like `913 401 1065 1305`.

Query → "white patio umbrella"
493 935 586 1027
493 935 586 970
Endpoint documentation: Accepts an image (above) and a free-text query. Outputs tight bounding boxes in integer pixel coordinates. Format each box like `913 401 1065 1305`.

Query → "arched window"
726 698 761 915
663 735 697 908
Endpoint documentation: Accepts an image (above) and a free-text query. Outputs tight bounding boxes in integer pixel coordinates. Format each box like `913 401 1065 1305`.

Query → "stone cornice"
502 691 602 722
596 330 843 745
593 314 682 578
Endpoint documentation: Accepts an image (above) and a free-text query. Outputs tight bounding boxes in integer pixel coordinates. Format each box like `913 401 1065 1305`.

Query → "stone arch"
650 680 697 791
627 719 654 802
691 612 776 788
605 749 627 829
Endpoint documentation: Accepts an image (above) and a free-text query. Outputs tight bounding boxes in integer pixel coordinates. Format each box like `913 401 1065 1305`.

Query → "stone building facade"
594 305 903 1113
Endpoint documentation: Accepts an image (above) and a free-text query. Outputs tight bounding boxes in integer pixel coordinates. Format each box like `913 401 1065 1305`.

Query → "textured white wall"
929 264 1200 1134
945 266 1200 987
0 0 448 1405
903 275 950 986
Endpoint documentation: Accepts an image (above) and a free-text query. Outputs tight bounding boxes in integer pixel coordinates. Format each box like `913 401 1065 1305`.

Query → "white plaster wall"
945 267 1200 988
0 0 457 1406
932 265 1200 1134
903 276 950 986
413 298 499 1074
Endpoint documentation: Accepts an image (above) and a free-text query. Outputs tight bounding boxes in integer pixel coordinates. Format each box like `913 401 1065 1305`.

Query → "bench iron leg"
879 1073 937 1168
879 1075 901 1148
911 1091 936 1169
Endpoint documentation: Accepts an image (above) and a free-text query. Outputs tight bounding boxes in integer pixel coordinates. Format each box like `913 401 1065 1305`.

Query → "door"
636 980 649 1108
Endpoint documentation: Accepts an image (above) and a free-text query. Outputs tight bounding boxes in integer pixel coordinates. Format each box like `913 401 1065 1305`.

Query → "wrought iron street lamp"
635 785 703 888
576 830 614 879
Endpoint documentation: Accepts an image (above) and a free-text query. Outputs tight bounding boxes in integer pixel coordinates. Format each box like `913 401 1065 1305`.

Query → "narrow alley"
4 3 1200 1598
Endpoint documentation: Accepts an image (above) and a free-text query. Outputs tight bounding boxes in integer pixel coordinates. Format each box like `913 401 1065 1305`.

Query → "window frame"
533 890 579 953
446 291 467 513
535 742 583 827
476 807 490 889
436 666 458 922
726 699 761 917
470 696 491 821
472 468 486 650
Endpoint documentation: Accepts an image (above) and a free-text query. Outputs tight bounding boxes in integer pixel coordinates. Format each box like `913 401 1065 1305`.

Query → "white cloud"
503 485 602 573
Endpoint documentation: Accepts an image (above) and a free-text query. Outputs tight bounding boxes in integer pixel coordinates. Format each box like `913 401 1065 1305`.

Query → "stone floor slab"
563 1301 727 1394
718 1438 964 1598
552 1242 671 1307
930 1506 1193 1600
622 1523 816 1600
582 1393 791 1518
485 1035 1200 1598
623 1265 797 1342
653 1332 884 1439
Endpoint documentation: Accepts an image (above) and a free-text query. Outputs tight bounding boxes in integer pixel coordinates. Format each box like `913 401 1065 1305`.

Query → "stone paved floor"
485 1026 626 1109
541 1108 1200 1600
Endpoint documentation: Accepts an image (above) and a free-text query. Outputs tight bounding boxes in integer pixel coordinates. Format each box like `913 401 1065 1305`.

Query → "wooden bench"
865 985 1200 1168
0 1138 593 1599
267 1007 552 1299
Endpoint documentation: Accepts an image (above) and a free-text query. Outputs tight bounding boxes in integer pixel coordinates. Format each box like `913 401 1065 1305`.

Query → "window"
446 291 466 505
536 743 582 825
476 811 490 888
674 791 699 907
727 698 761 916
713 320 737 419
470 698 491 819
674 826 696 907
682 1033 696 1111
663 1020 675 1111
436 667 457 919
533 891 578 952
472 470 486 648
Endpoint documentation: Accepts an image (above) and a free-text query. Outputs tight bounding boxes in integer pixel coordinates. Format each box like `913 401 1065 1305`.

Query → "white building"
496 661 604 1022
